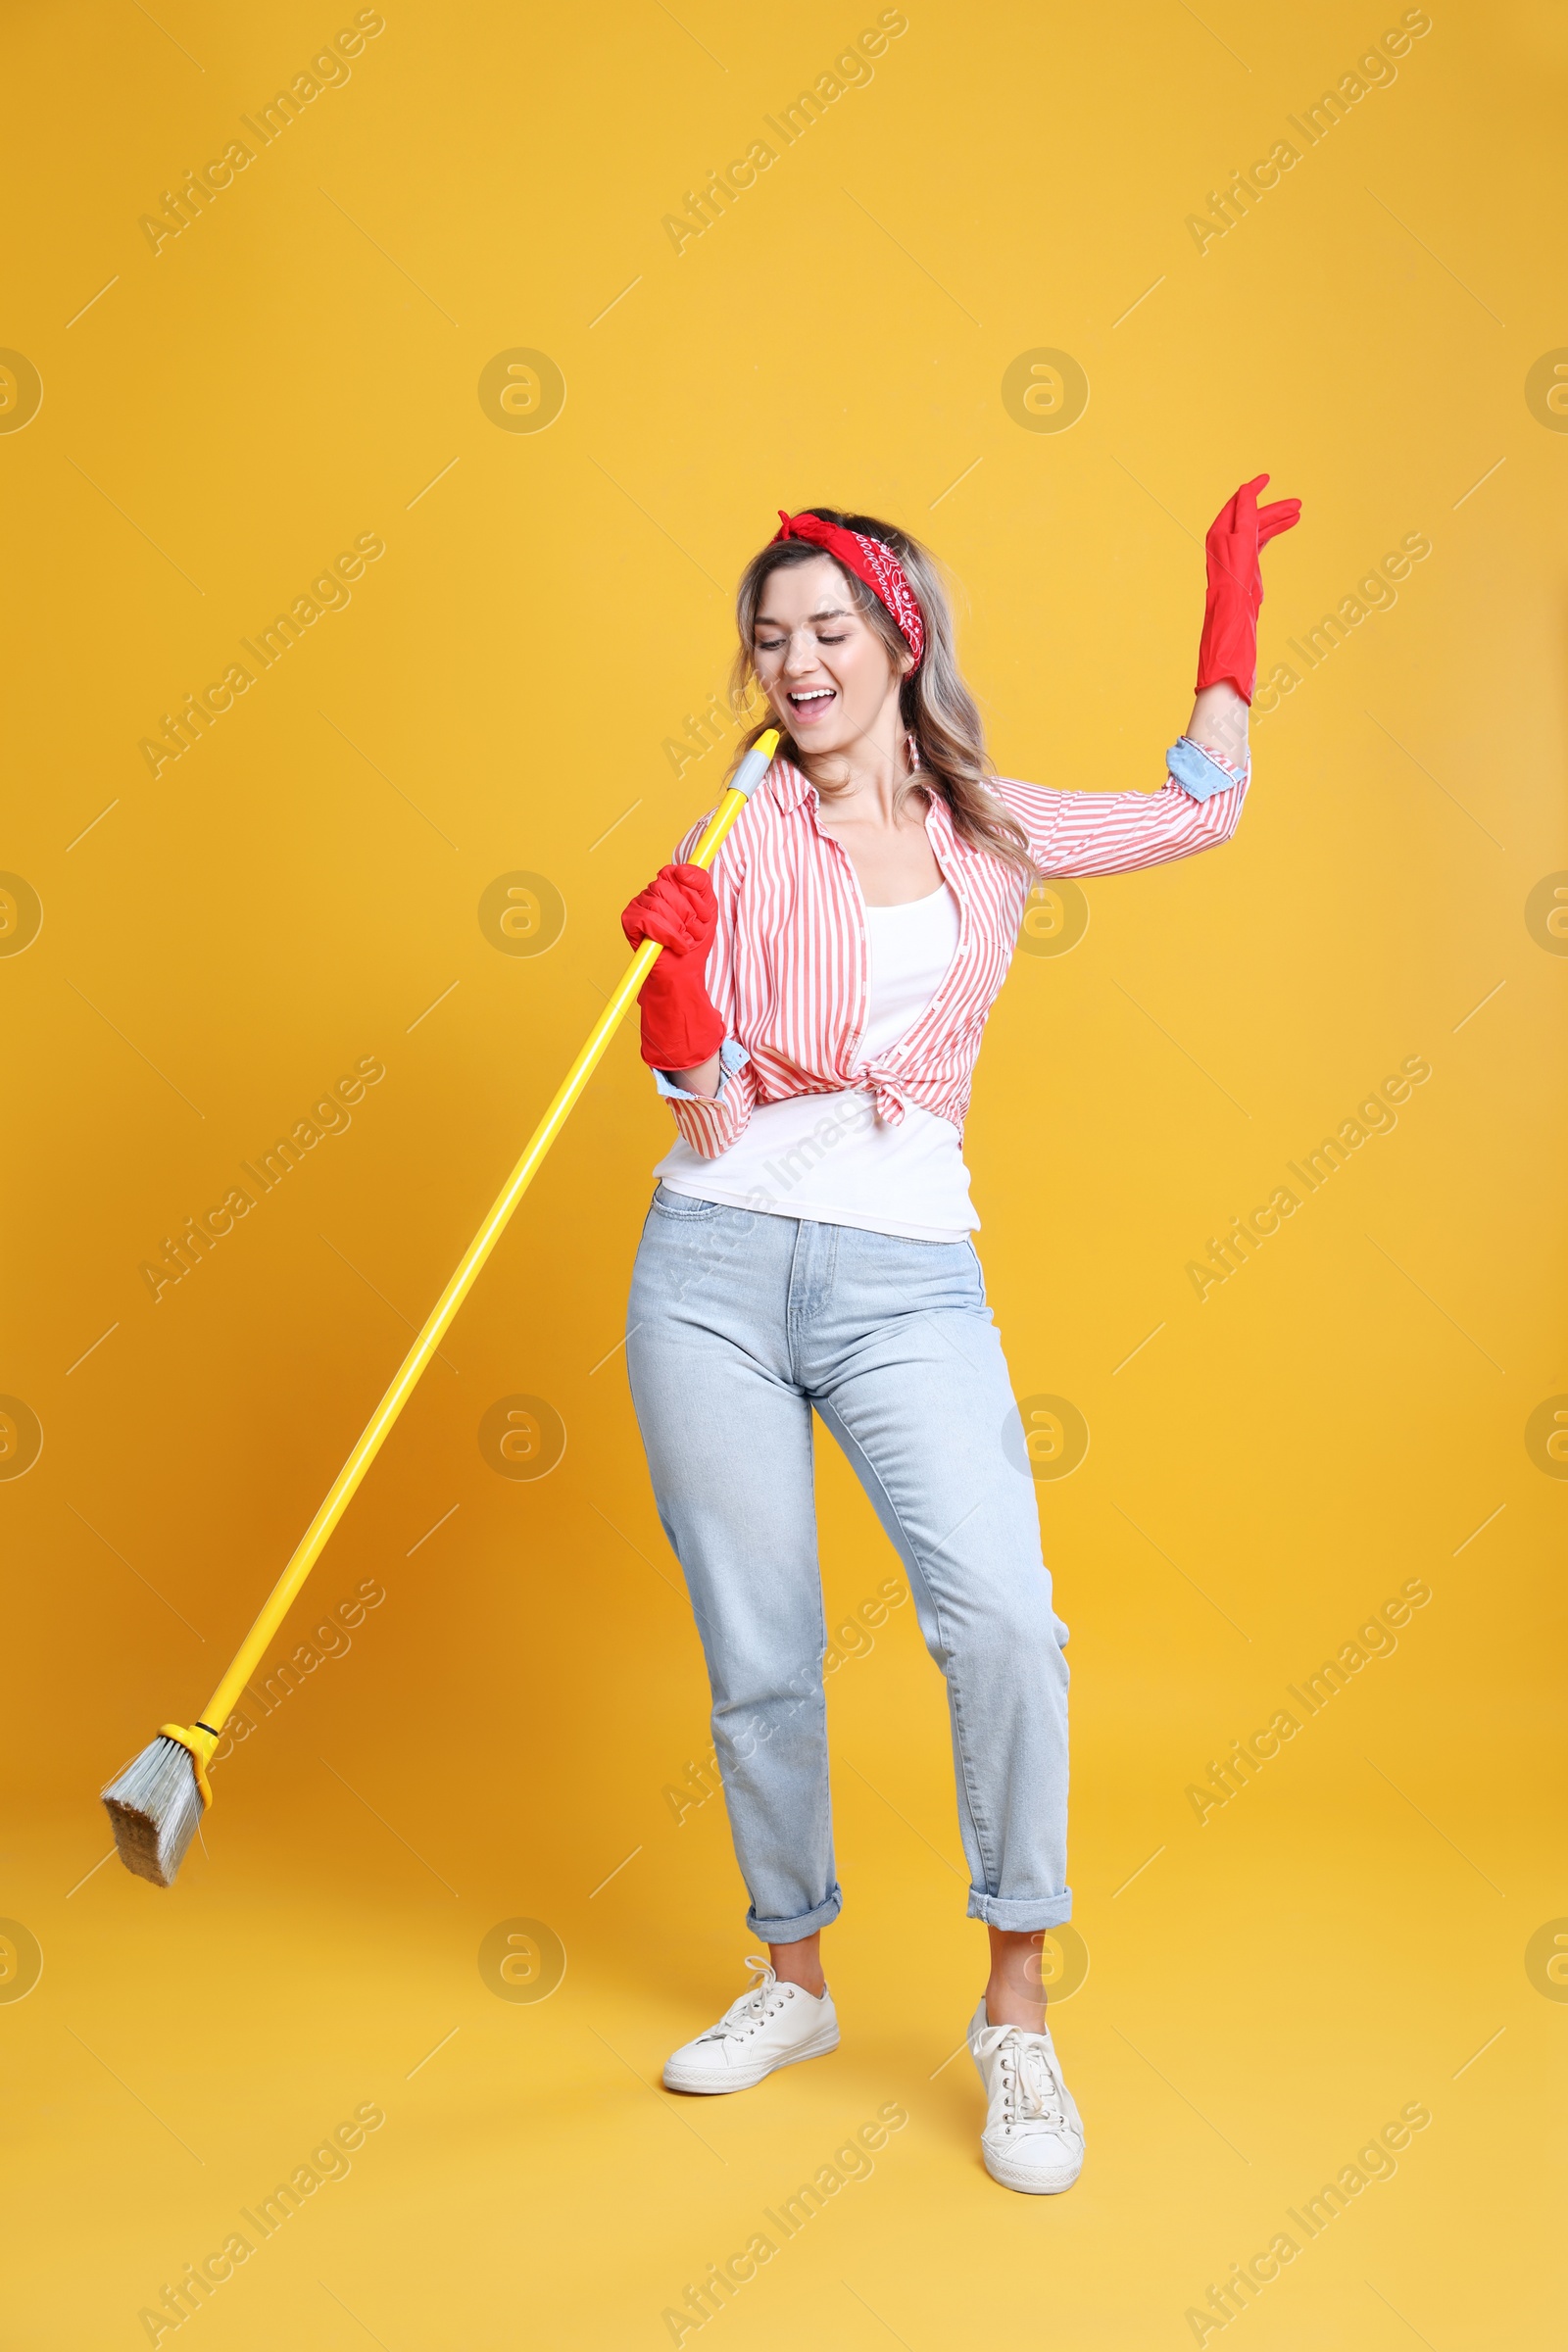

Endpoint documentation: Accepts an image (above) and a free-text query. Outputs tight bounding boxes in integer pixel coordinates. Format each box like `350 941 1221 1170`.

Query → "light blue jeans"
627 1187 1071 1941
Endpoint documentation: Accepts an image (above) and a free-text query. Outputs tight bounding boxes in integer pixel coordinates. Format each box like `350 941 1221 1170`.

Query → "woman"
620 481 1299 2194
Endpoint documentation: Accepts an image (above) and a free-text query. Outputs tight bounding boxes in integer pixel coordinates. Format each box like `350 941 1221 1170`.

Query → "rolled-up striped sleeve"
998 740 1250 879
653 1039 758 1155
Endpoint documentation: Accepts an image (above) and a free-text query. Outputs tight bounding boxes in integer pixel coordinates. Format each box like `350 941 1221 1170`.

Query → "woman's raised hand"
620 864 725 1074
1196 472 1301 705
621 862 717 956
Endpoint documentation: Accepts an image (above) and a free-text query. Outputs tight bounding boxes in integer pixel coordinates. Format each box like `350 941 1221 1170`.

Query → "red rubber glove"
620 862 724 1072
1196 472 1301 704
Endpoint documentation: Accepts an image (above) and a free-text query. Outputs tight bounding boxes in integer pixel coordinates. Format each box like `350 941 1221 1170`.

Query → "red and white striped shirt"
658 745 1247 1157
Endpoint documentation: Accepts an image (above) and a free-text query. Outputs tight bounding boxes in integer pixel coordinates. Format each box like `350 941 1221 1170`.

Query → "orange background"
3 1 1564 2344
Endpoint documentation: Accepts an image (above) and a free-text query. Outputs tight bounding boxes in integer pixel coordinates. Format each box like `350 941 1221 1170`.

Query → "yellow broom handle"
190 732 777 1754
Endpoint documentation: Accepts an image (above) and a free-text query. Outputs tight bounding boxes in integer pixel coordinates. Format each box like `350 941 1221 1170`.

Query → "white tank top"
655 883 978 1242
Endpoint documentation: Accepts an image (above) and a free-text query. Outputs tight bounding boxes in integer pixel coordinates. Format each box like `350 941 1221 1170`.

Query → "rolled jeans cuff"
966 1886 1073 1932
746 1884 844 1943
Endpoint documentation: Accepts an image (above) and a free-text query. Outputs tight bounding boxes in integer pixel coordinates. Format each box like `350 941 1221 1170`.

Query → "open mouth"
787 687 837 725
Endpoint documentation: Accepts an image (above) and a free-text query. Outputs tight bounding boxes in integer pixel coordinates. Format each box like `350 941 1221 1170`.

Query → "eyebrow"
754 604 856 629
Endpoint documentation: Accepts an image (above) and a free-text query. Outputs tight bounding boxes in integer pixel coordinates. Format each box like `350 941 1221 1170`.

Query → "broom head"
102 1733 209 1886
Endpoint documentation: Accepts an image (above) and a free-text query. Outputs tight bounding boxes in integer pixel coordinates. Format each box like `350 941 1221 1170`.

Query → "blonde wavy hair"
727 507 1034 877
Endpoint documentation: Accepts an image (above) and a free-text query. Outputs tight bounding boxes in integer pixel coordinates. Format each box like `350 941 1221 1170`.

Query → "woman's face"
751 554 906 756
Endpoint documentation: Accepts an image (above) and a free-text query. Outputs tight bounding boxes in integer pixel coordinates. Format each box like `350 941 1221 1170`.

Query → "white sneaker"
967 2001 1085 2193
662 1955 840 2093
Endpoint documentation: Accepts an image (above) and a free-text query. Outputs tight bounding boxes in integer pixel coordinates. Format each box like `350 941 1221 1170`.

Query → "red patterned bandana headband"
771 510 926 667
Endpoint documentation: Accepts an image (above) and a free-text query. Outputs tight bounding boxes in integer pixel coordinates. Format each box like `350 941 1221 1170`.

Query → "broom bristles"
102 1736 205 1887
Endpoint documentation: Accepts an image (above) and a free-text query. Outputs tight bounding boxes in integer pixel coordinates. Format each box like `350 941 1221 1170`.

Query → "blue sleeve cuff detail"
1166 736 1246 803
652 1037 748 1101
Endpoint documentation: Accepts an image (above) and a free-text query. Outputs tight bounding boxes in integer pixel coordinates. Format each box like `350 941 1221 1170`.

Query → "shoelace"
976 2027 1067 2130
1008 2038 1065 2127
700 1954 787 2043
